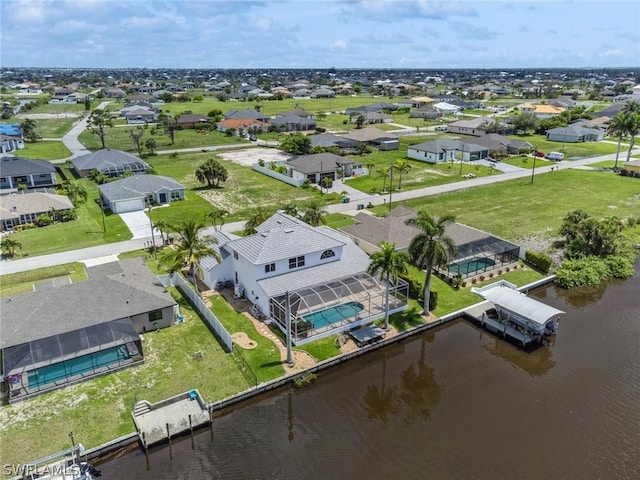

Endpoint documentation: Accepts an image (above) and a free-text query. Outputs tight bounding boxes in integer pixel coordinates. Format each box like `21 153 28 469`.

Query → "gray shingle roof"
0 157 56 176
340 127 397 143
409 139 489 154
71 149 150 173
98 174 184 202
286 152 353 175
0 258 176 348
0 192 74 221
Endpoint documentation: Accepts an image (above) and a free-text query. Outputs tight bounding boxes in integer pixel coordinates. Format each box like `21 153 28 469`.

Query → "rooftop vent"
284 228 294 233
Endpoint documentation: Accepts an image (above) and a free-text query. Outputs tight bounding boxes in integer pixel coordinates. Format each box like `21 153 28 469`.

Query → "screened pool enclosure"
2 318 143 402
445 235 520 280
269 272 409 345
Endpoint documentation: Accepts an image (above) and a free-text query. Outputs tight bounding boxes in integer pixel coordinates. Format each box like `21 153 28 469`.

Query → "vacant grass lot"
500 156 555 169
78 126 249 152
508 135 619 158
0 285 249 474
15 140 71 160
0 262 86 297
32 117 80 138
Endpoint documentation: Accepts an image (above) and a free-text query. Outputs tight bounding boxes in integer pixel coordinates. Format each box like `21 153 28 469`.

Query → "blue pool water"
28 345 131 389
303 302 365 329
449 257 496 276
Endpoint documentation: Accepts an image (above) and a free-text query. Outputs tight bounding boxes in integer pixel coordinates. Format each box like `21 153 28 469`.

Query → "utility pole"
530 146 537 184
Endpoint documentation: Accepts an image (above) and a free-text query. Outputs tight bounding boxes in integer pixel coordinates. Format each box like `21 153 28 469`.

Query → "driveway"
119 210 157 239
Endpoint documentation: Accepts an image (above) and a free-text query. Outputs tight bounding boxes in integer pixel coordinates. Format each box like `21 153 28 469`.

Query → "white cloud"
4 0 50 24
331 39 347 50
599 49 623 58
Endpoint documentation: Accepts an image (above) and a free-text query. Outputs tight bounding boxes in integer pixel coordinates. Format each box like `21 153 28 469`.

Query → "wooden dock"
133 389 211 448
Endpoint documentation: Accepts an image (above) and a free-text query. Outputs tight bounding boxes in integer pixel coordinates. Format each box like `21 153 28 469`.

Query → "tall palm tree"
160 220 219 294
63 181 88 205
301 199 327 227
365 162 376 176
242 206 272 236
405 211 457 313
621 101 640 162
1 238 22 257
606 113 628 169
377 167 390 192
367 241 410 330
393 158 412 190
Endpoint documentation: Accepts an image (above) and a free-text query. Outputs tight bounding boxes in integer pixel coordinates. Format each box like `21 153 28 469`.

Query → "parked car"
435 125 448 131
249 134 257 141
534 151 545 158
545 151 565 161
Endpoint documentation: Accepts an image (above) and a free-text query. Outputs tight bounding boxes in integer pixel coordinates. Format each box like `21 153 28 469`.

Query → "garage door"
113 199 144 213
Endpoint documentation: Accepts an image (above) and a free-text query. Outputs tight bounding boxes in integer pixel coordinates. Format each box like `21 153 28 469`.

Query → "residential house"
621 159 640 177
546 125 604 143
224 109 270 122
0 124 25 154
0 258 177 402
351 111 393 125
123 106 157 124
98 174 185 213
275 107 313 118
447 116 512 136
397 96 434 108
340 206 520 279
407 139 490 163
308 134 359 153
311 87 335 98
432 102 461 114
340 127 399 150
177 113 210 129
104 87 126 98
522 103 565 118
409 107 443 120
0 191 74 231
216 118 270 136
550 97 577 109
286 152 364 184
270 115 317 132
0 157 56 190
199 212 408 345
71 149 150 178
470 134 532 155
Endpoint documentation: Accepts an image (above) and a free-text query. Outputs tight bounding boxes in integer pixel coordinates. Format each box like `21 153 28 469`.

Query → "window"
171 191 181 200
264 263 276 273
320 249 335 260
148 309 163 322
288 256 305 269
233 250 238 260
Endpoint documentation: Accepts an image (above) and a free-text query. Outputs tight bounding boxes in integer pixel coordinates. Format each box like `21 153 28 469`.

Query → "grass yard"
208 295 285 383
15 140 71 160
0 262 86 297
508 135 619 158
32 117 79 138
500 156 555 169
0 286 250 474
393 169 640 242
298 336 341 361
78 126 249 152
147 151 320 222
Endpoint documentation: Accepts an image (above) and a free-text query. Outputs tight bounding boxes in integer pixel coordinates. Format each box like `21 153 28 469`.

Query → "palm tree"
281 203 299 218
377 167 390 192
63 180 88 205
301 199 327 227
367 241 410 330
362 355 399 425
1 238 22 257
606 113 628 169
205 207 229 231
393 158 412 190
160 220 219 294
243 206 272 236
405 211 457 313
153 220 173 245
365 162 376 176
621 101 640 162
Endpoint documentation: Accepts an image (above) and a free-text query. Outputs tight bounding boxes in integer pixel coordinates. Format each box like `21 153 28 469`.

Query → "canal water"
100 263 640 479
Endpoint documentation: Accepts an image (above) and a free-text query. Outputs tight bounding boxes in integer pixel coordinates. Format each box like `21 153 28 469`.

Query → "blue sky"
1 0 639 69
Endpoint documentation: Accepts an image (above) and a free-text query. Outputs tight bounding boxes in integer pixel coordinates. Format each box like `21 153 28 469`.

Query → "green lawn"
500 156 555 169
15 141 71 160
0 286 249 473
298 336 341 361
32 117 79 138
508 135 619 158
0 262 86 297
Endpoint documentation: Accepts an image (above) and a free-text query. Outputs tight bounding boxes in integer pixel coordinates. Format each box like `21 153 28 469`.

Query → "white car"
435 125 448 131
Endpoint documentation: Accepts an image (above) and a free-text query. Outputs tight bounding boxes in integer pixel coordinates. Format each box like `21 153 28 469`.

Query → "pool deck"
133 390 210 448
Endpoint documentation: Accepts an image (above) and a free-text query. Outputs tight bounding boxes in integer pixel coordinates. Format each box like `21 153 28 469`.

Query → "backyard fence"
158 273 234 352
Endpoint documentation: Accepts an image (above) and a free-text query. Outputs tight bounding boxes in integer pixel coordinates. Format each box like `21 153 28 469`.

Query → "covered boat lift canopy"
481 286 564 333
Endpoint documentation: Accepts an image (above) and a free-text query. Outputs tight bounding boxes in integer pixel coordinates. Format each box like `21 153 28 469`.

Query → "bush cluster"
555 255 635 288
525 250 553 273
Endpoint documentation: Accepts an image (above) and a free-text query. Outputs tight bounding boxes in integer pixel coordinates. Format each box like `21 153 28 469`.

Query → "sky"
1 0 639 69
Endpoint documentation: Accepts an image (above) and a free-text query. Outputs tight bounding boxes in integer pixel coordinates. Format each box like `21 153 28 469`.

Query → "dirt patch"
284 350 316 374
232 332 258 350
217 147 291 167
16 113 83 120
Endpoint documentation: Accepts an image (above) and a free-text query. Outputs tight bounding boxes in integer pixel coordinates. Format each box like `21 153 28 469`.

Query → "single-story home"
0 124 25 154
0 191 74 231
104 87 126 98
71 149 150 178
286 152 365 184
447 117 513 137
546 125 604 143
199 212 408 345
409 107 442 119
270 115 317 132
351 111 393 125
470 134 532 155
0 157 57 190
309 134 359 153
432 102 461 114
177 113 210 128
522 103 565 118
339 206 521 280
216 118 271 136
340 127 399 150
407 139 490 163
98 174 185 213
0 258 177 402
123 107 157 124
224 109 270 122
620 159 640 177
275 107 313 118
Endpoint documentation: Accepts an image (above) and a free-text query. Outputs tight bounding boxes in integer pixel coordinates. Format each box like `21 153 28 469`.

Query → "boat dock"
133 389 211 448
465 301 535 346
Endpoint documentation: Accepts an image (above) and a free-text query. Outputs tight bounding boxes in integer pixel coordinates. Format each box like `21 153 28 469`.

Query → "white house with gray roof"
98 174 185 213
0 191 74 231
200 212 408 344
408 139 490 163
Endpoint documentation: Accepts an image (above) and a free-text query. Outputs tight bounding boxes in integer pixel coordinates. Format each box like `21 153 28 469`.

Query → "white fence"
158 273 233 352
252 164 305 187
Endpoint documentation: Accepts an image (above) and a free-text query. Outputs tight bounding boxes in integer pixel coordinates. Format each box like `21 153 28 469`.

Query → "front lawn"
15 141 71 160
500 156 555 169
508 135 619 158
31 117 80 138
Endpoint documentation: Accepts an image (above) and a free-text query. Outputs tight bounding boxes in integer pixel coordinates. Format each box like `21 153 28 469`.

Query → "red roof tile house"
216 118 271 136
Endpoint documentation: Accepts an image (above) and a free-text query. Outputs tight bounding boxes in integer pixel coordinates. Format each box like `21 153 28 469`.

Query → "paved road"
60 100 112 159
2 146 637 276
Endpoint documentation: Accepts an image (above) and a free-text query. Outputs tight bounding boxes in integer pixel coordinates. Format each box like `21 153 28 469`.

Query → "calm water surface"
101 263 640 479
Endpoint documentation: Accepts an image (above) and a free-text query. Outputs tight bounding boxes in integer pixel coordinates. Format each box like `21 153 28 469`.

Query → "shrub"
525 250 553 273
14 223 36 232
505 267 511 272
428 290 438 311
555 257 608 288
628 217 637 227
479 275 485 281
293 372 317 388
605 255 635 278
258 159 265 167
471 278 478 284
36 214 52 226
489 272 494 278
497 270 503 275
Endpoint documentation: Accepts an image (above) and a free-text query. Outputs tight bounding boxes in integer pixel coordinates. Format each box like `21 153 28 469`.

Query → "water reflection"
553 280 615 308
362 336 443 425
482 336 556 377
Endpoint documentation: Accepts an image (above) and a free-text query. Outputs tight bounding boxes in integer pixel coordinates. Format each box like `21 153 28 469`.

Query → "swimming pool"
303 302 365 329
28 345 131 390
449 257 496 276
